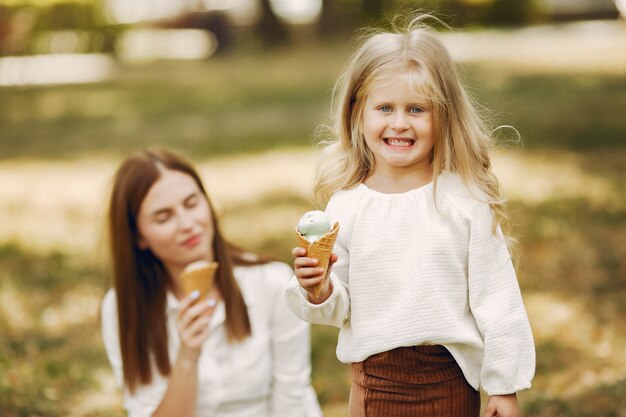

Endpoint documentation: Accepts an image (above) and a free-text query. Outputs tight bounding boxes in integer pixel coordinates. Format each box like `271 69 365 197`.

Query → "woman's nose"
177 210 194 230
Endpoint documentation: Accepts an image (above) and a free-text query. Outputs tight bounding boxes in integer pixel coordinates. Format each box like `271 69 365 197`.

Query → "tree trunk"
317 0 336 38
361 0 385 22
254 0 290 47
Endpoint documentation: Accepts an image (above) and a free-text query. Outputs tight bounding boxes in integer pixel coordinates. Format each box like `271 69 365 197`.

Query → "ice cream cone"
295 222 339 298
180 260 219 299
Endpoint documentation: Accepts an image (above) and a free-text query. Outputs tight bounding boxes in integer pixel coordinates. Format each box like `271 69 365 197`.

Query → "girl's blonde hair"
315 15 509 233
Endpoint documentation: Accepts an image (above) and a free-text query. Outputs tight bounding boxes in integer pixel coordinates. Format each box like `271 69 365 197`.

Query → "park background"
1 0 625 416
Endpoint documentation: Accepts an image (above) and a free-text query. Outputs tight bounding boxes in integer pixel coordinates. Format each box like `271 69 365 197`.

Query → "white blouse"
285 172 535 396
102 261 322 417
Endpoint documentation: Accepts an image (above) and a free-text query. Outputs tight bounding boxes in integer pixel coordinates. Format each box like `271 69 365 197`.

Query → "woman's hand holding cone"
292 246 338 304
176 291 218 362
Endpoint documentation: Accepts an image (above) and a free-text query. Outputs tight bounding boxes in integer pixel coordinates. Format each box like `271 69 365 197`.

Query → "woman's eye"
185 195 199 208
409 107 423 113
379 106 392 112
155 213 171 224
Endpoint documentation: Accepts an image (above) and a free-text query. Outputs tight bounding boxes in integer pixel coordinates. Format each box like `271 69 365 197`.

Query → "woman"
101 148 322 417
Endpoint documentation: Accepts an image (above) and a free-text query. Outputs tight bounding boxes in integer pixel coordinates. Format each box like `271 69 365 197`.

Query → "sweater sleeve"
284 191 352 328
467 202 536 395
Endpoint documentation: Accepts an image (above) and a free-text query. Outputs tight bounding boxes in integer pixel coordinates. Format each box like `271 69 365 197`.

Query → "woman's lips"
181 234 202 248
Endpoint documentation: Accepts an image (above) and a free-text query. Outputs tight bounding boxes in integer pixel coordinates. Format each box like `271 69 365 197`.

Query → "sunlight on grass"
0 149 316 262
39 286 102 336
69 368 123 417
1 148 621 260
492 150 621 208
198 149 316 210
525 292 626 398
443 21 626 76
0 284 32 331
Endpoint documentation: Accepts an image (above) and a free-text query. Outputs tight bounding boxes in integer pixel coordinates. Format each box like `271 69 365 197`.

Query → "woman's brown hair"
108 147 271 393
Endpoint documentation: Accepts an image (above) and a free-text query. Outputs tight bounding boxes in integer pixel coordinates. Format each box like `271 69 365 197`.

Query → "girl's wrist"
308 280 333 304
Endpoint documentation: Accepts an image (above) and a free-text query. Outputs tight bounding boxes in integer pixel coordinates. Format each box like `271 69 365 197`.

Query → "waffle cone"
180 261 219 298
295 222 339 298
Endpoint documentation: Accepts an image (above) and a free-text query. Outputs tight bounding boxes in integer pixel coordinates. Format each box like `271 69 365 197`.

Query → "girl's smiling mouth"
384 137 415 147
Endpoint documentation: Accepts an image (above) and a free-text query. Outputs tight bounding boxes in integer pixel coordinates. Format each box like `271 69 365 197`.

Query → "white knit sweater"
285 172 535 395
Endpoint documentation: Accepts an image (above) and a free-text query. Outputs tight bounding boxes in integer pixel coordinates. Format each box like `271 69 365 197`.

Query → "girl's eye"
379 106 392 112
409 107 424 113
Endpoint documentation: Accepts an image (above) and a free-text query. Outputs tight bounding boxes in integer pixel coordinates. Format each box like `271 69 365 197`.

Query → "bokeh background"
1 0 626 416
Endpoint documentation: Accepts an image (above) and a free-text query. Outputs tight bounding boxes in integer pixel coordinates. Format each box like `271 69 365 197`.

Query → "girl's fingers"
293 252 338 291
292 246 307 257
294 256 319 269
297 275 324 289
295 266 325 279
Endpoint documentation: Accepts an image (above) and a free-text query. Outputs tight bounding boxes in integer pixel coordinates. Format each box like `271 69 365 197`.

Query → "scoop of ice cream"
297 210 332 243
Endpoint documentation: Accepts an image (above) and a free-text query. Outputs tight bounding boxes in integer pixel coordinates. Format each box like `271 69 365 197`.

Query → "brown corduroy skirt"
349 345 480 417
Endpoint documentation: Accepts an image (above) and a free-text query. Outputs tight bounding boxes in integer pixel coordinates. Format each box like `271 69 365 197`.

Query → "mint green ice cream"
297 210 331 243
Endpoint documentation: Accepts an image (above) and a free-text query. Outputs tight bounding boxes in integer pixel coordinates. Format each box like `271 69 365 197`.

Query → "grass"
1 24 626 416
0 46 342 161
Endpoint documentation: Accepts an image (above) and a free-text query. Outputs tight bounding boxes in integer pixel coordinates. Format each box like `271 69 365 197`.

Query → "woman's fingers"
181 314 212 340
178 298 211 327
181 314 209 335
177 297 218 349
179 290 200 311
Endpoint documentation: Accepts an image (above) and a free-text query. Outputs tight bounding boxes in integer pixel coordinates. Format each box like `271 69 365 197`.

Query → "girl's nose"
390 112 410 130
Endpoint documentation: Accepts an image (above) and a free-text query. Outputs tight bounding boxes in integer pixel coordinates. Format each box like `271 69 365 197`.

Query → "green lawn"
1 29 625 417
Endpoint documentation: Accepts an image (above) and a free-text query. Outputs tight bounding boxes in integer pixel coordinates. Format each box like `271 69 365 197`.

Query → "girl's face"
136 169 214 276
360 75 434 177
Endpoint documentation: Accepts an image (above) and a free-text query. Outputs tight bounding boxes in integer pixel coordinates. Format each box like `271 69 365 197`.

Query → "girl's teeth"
388 139 412 146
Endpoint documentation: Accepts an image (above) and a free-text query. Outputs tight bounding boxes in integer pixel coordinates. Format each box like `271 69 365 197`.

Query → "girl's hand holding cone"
292 246 338 304
294 214 340 302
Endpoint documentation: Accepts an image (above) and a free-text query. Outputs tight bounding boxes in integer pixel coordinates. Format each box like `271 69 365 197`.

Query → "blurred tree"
440 0 469 26
317 0 361 38
0 6 12 55
483 0 538 26
362 0 386 22
254 0 290 47
34 2 94 31
318 0 339 37
161 11 234 55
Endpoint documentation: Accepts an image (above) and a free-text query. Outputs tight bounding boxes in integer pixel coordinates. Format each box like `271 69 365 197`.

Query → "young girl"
285 17 535 417
101 148 321 417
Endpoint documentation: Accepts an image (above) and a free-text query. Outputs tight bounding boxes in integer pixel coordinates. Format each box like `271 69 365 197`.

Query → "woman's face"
136 169 214 275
